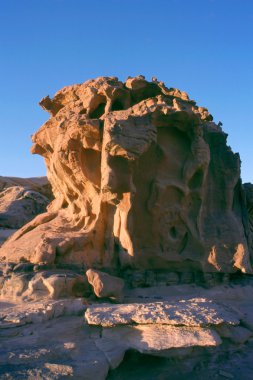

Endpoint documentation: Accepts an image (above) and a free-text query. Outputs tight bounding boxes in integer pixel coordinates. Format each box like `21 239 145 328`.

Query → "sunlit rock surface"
0 76 252 274
85 298 239 327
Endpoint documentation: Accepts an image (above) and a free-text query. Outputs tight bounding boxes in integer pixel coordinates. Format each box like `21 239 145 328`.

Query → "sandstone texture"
0 76 252 275
98 324 221 362
85 298 239 327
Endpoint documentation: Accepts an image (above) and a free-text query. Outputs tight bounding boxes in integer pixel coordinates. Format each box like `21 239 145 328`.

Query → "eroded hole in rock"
99 120 104 142
188 169 204 190
111 100 124 111
130 83 162 105
107 349 204 380
170 226 177 239
80 148 101 186
108 155 131 193
90 102 106 119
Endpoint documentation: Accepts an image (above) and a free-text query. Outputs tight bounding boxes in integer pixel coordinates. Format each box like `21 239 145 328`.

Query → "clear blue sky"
0 0 252 182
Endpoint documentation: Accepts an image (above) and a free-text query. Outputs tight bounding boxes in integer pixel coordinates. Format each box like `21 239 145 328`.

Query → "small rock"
44 363 74 376
228 325 252 344
86 269 124 302
219 370 234 379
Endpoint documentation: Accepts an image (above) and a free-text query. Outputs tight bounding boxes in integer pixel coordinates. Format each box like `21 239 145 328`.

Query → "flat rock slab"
85 298 240 327
95 324 221 369
106 324 221 350
0 298 87 328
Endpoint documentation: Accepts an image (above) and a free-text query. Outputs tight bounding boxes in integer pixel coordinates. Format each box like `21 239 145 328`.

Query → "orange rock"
0 76 252 274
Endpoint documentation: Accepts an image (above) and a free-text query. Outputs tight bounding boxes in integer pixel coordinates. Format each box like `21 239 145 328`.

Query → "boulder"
0 76 252 275
86 269 124 301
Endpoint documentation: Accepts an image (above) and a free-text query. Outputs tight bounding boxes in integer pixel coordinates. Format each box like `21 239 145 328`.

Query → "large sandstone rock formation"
0 76 252 274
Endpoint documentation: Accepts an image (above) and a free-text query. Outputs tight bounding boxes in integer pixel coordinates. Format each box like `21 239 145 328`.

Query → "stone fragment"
219 370 234 379
86 269 124 301
44 363 74 376
85 298 239 327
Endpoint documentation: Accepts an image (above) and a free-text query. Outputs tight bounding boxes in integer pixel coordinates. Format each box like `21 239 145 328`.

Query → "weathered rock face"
0 76 252 274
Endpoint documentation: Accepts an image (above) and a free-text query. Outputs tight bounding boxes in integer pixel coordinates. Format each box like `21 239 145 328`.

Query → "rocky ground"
1 280 253 380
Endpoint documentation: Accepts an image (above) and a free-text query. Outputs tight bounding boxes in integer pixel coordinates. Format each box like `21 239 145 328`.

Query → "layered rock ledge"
85 298 239 327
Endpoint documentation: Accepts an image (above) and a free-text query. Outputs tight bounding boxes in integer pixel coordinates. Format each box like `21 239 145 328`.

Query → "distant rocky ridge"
0 176 52 199
0 176 52 246
0 76 252 275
